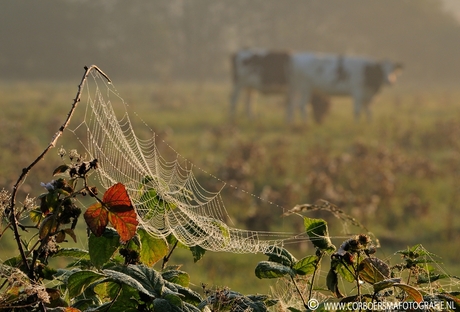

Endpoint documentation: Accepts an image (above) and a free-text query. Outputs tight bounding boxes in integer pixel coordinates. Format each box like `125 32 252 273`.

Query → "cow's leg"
287 77 303 124
230 85 241 119
287 87 297 124
352 92 364 122
363 96 373 122
299 89 311 122
244 88 255 119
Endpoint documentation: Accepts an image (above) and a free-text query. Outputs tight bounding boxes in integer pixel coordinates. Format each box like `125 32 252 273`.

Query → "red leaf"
103 183 132 209
103 183 138 242
84 202 108 237
108 208 138 243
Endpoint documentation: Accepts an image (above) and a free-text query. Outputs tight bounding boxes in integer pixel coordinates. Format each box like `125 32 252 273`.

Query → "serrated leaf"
292 255 319 275
190 245 206 263
39 215 58 239
84 202 108 237
162 270 190 287
53 164 70 176
55 230 66 243
326 268 344 298
373 278 402 292
103 183 138 242
138 227 168 266
359 257 390 284
53 248 90 260
63 307 80 312
163 287 183 307
171 283 202 305
153 298 172 312
29 209 43 224
372 279 423 303
265 245 297 267
64 228 77 243
103 269 155 298
394 283 423 303
88 228 121 268
255 261 294 279
111 264 165 296
67 270 105 298
335 261 355 283
304 217 336 252
108 209 138 243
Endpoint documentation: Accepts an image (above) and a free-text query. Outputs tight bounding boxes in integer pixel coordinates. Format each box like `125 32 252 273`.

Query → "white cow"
288 53 403 123
230 49 290 119
230 49 331 123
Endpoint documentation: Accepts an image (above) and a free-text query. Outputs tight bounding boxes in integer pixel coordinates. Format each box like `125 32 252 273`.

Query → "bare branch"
7 65 111 276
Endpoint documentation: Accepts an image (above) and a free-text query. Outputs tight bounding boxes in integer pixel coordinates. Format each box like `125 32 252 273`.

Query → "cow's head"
364 60 403 93
381 60 403 85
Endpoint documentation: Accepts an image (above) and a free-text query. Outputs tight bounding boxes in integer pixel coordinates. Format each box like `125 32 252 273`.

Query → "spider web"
65 67 306 254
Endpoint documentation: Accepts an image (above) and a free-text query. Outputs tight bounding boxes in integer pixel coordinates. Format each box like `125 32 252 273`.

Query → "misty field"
0 80 459 296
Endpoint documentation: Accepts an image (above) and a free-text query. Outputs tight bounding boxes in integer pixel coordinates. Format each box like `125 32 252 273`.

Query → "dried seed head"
69 149 80 161
58 146 66 158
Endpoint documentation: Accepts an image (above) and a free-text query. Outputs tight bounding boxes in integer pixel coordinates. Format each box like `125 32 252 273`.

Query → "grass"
1 79 460 296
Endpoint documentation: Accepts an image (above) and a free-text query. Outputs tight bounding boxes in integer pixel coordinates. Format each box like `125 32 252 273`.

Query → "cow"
288 53 403 123
230 49 331 123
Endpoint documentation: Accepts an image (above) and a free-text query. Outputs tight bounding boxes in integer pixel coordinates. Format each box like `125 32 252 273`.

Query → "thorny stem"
6 65 110 278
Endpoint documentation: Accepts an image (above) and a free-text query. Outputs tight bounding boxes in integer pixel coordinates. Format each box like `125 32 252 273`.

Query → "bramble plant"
1 66 460 311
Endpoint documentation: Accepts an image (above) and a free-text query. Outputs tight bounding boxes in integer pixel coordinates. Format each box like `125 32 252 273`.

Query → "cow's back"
232 49 291 93
291 53 376 95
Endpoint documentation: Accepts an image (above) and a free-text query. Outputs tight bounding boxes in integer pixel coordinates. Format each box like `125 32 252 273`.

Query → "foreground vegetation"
0 80 460 310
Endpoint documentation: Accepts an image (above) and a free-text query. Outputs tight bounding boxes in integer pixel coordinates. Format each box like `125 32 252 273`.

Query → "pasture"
0 80 459 295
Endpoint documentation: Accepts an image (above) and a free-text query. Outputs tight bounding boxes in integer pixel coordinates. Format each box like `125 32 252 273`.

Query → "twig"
291 275 308 310
308 250 324 301
162 240 179 270
7 65 111 277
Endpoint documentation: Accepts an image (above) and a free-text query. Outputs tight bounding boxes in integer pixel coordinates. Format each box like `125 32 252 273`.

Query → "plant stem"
6 65 110 278
291 275 308 310
162 240 178 270
308 250 324 301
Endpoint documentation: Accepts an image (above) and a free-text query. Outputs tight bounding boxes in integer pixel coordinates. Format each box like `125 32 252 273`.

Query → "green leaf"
153 298 172 312
103 269 156 298
335 261 355 283
53 248 90 260
303 217 336 252
255 261 295 279
190 245 206 263
89 228 121 268
138 227 169 266
53 164 70 176
396 244 436 259
163 287 183 307
39 214 58 239
292 255 319 275
67 270 105 298
111 264 165 296
326 268 343 298
29 209 43 224
358 257 390 284
170 283 202 305
162 270 190 287
265 245 297 267
373 278 402 292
